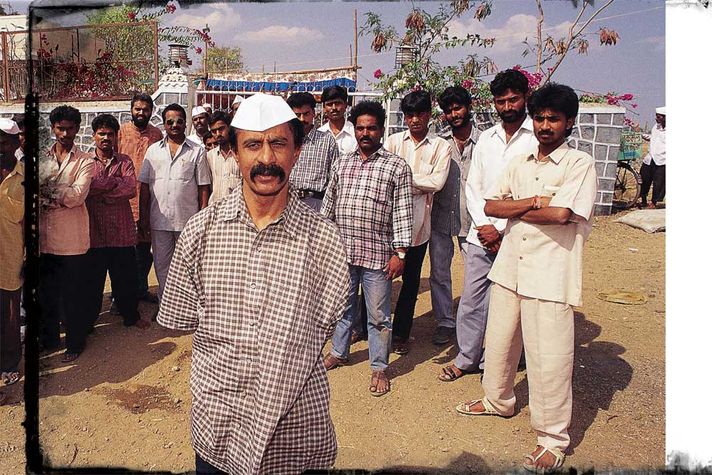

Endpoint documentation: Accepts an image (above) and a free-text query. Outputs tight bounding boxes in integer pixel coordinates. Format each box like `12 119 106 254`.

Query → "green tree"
202 45 245 75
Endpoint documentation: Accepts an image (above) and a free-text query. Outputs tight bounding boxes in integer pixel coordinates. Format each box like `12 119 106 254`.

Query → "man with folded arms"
455 83 597 473
158 93 349 474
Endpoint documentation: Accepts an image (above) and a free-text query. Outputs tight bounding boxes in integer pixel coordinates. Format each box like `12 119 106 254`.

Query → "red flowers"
195 47 203 54
461 79 473 89
127 11 137 20
374 69 383 79
165 3 176 13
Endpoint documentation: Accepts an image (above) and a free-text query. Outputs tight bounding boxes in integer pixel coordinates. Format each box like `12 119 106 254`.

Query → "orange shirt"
118 121 164 222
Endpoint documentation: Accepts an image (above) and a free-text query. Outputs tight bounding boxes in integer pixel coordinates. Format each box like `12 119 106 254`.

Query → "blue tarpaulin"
205 78 357 92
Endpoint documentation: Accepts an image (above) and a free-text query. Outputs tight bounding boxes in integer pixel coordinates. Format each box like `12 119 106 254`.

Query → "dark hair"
11 113 24 129
490 69 529 97
527 83 579 137
161 103 187 122
91 113 120 133
437 86 472 111
233 118 305 149
49 105 81 126
348 101 386 129
321 85 348 104
130 93 154 110
286 92 317 110
400 90 432 114
202 131 213 142
208 111 231 127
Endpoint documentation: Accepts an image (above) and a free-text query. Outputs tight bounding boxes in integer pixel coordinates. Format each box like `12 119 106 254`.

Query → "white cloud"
447 14 574 55
167 4 240 39
239 25 325 46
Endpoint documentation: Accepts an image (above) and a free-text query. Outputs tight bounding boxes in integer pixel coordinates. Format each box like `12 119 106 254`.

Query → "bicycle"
612 130 642 210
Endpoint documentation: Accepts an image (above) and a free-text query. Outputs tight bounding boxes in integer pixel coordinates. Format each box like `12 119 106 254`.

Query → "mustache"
250 163 286 181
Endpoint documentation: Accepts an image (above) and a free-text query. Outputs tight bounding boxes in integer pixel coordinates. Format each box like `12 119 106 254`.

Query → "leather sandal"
323 354 347 371
438 364 473 382
523 445 565 473
369 370 390 397
455 397 506 416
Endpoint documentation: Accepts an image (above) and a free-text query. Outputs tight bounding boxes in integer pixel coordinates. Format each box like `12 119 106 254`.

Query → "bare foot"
369 370 390 396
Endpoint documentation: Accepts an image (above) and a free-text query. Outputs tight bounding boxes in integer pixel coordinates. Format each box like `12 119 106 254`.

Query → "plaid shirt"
321 146 413 270
157 181 350 474
86 153 137 248
289 127 339 192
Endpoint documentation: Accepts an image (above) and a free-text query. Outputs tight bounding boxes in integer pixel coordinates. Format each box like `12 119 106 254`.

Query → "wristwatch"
395 250 406 260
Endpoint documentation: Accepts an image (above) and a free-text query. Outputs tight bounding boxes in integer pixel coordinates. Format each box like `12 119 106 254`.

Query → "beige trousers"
482 283 574 452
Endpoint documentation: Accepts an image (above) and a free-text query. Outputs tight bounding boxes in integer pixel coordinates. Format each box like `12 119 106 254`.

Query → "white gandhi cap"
655 107 665 115
0 118 20 135
230 93 297 131
191 106 208 117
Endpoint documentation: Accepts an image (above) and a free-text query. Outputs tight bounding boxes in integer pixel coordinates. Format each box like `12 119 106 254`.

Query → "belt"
296 189 325 200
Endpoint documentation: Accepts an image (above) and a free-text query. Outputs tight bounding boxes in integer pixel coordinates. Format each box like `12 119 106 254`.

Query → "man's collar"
304 126 318 143
403 129 434 144
48 142 77 158
320 120 354 137
491 116 534 138
216 180 301 238
527 142 570 164
441 123 477 142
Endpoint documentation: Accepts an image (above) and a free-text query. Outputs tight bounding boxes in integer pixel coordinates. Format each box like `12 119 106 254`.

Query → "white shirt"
465 117 538 247
318 120 357 156
383 130 451 246
186 132 205 148
643 123 665 166
206 147 240 204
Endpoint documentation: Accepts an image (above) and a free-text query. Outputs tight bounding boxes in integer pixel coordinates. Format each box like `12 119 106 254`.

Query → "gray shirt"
432 124 479 236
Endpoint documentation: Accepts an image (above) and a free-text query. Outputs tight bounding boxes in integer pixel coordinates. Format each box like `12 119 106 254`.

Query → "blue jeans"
428 230 468 329
331 265 392 371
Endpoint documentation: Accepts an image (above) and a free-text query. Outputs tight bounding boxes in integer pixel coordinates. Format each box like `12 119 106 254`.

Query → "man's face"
532 108 574 147
291 105 315 134
655 113 665 128
404 110 431 137
192 113 209 135
443 102 471 130
236 122 300 197
354 114 384 155
163 110 187 140
204 136 217 151
209 120 231 147
131 100 152 128
93 126 117 154
493 88 527 124
51 119 79 149
324 98 347 123
0 131 19 162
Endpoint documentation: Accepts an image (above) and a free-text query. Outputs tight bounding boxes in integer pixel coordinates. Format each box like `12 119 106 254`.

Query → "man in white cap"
201 101 213 115
158 93 350 474
640 107 666 208
229 94 244 122
187 106 210 146
0 118 24 389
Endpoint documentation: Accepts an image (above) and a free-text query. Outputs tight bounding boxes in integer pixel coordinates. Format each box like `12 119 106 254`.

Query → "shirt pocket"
170 157 195 182
543 185 561 197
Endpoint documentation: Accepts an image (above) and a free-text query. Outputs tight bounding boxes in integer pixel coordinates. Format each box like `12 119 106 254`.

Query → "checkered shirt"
321 147 413 270
157 180 350 474
289 127 339 193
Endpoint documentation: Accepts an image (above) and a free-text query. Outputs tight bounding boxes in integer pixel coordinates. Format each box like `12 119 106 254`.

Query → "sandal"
392 337 410 355
523 445 565 473
455 398 505 416
438 364 473 382
323 354 347 371
369 370 390 397
1 371 20 386
61 352 80 363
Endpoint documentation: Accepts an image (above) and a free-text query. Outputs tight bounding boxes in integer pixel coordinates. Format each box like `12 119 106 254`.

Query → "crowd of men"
1 69 621 472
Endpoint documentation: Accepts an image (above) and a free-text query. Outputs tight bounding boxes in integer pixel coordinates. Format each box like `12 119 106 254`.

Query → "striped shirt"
157 181 350 474
289 127 339 192
206 146 240 204
321 146 413 270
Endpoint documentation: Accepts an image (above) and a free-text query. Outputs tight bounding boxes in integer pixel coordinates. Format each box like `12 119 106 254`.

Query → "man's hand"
539 196 552 208
137 219 151 242
485 237 501 254
477 224 500 247
383 255 405 280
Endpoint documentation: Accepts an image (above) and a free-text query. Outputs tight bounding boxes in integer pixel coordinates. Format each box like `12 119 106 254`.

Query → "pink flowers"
127 11 137 20
512 65 543 90
461 79 473 89
165 3 176 13
374 69 383 79
195 47 203 54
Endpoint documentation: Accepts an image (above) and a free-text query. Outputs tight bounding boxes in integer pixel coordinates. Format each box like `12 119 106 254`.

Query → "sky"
13 0 665 125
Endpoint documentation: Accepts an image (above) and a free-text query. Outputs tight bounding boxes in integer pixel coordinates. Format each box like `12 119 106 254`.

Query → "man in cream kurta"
456 83 597 473
383 90 451 355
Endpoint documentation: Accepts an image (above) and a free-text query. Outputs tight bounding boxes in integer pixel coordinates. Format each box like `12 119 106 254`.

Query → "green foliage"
202 46 245 74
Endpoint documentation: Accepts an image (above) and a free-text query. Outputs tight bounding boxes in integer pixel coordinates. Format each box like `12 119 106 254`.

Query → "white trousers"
151 229 182 301
482 283 574 451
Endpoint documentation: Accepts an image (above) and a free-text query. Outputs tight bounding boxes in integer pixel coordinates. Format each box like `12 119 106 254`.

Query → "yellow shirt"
485 143 598 306
0 161 24 291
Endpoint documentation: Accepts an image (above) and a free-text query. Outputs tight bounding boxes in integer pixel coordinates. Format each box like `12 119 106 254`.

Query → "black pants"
136 240 153 297
392 242 429 340
640 161 665 205
195 453 227 474
0 288 22 372
39 253 91 354
87 247 140 327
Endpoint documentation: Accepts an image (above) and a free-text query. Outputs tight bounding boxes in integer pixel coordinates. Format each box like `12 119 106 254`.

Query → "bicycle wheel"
613 161 642 209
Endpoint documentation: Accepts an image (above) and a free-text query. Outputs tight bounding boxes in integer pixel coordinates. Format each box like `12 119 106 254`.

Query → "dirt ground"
0 212 665 473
